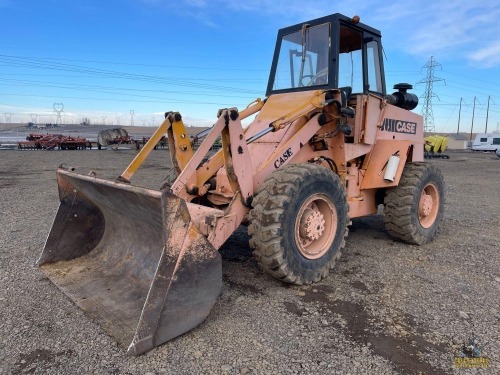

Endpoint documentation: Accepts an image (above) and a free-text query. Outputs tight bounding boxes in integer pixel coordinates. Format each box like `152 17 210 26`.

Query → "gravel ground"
1 149 499 374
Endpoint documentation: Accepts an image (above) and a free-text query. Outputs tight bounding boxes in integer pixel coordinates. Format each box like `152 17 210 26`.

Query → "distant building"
424 133 470 150
446 133 469 150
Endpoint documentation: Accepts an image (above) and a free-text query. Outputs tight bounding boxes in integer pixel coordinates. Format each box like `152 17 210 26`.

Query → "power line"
0 55 262 95
0 92 251 107
0 77 259 100
0 72 267 83
0 54 268 72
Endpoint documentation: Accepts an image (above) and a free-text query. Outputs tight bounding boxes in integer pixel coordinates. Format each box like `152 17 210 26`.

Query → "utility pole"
417 56 445 132
470 97 480 141
485 95 490 133
484 96 495 133
457 97 463 134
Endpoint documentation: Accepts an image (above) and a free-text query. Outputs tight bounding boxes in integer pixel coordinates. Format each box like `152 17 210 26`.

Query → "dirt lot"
1 149 499 374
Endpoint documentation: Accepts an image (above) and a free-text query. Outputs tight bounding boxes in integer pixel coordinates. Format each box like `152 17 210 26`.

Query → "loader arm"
118 113 192 182
172 90 339 200
119 99 264 186
166 112 195 174
170 90 348 247
170 108 256 249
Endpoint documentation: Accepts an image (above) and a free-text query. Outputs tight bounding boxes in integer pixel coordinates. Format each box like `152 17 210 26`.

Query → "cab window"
338 26 363 93
273 23 330 91
366 40 383 94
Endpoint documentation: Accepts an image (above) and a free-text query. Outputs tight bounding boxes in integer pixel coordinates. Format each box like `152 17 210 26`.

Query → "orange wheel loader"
38 13 445 355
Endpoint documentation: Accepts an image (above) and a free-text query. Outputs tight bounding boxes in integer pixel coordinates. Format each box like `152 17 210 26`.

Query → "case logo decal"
381 119 417 134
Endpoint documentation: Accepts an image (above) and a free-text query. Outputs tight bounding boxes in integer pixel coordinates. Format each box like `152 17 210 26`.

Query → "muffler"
38 168 222 355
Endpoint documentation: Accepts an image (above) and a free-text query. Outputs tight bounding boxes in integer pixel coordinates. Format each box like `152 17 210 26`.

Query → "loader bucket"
38 168 222 355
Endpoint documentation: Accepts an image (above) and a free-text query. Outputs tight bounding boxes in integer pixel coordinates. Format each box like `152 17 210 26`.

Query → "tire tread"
249 163 349 285
384 162 444 245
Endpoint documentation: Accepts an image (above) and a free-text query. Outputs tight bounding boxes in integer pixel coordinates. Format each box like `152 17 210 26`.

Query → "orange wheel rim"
295 194 337 259
418 183 439 228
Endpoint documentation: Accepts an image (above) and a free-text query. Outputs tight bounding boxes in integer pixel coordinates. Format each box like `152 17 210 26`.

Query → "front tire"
384 163 445 245
248 163 349 285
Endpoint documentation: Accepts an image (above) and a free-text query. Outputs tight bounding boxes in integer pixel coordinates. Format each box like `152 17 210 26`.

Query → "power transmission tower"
4 112 12 124
30 113 38 124
53 103 64 125
417 56 445 132
130 110 135 126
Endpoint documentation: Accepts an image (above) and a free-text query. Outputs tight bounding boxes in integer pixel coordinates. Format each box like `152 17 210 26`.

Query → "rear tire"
248 163 349 285
384 163 445 245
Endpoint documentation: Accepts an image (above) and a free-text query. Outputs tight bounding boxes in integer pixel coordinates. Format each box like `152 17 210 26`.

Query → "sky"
0 0 499 133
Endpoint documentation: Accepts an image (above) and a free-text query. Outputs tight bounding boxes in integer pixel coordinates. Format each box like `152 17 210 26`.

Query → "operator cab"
266 13 386 98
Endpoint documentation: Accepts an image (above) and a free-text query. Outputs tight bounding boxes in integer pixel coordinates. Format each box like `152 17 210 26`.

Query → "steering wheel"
300 68 328 87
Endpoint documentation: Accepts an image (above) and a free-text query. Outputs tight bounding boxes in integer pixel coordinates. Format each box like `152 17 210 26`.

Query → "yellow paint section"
120 117 172 182
171 120 194 171
257 90 325 126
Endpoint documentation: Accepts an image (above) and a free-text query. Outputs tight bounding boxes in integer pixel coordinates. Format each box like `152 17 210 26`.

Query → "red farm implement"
18 134 92 150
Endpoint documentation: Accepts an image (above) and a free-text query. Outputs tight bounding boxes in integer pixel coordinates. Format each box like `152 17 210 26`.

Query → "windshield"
272 23 330 91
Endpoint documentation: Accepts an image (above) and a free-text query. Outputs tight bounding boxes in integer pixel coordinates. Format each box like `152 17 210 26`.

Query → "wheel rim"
295 194 337 259
418 183 440 228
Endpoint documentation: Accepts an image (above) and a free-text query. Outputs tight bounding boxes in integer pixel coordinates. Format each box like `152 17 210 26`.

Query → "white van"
471 133 500 151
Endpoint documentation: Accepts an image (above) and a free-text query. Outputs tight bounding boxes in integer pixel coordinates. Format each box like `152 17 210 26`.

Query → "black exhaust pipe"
386 83 418 110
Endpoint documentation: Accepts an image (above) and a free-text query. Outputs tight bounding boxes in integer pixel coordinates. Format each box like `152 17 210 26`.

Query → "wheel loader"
38 13 445 355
